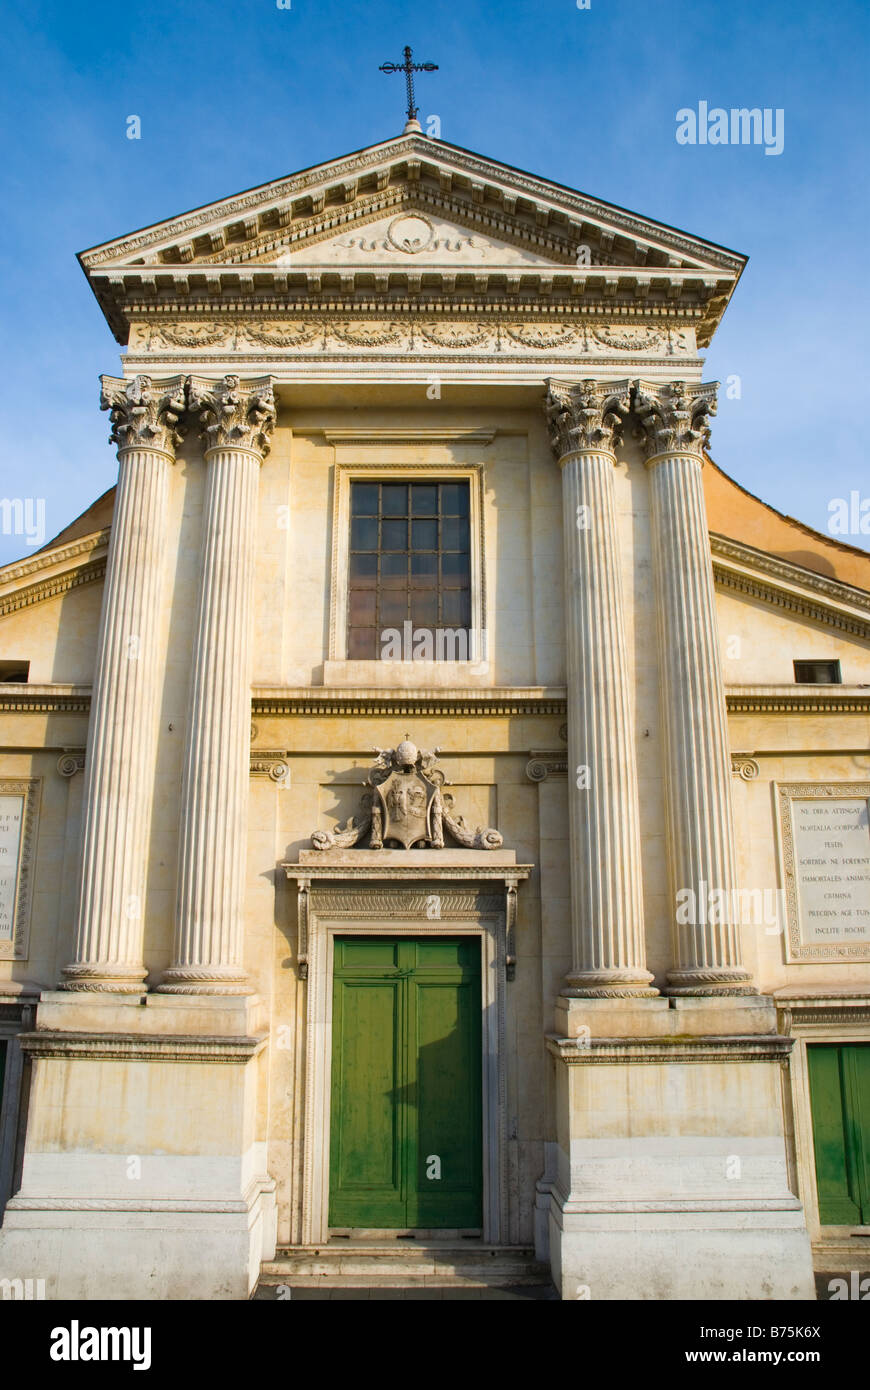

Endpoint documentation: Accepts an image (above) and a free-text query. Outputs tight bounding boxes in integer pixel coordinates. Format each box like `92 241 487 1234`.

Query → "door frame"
294 873 521 1246
776 997 870 1266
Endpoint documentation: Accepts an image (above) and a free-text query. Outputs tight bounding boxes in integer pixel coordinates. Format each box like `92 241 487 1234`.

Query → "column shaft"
638 380 754 994
62 376 185 992
159 375 275 994
547 380 655 996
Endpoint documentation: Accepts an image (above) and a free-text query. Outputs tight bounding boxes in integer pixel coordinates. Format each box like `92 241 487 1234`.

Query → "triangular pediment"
79 134 746 343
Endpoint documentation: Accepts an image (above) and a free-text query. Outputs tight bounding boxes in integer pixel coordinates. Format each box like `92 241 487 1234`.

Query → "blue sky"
0 0 867 564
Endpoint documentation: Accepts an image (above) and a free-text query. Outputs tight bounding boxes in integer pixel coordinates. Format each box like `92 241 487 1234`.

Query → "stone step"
260 1245 551 1288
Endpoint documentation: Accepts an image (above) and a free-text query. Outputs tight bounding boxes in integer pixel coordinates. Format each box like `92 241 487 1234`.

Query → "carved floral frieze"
129 319 695 358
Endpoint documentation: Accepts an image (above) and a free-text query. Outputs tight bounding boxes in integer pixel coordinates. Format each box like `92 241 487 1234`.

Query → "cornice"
712 533 870 603
283 863 533 884
546 1034 793 1064
0 685 92 713
0 556 106 619
712 534 870 640
17 1029 268 1063
724 686 870 714
252 686 568 717
92 270 728 348
0 530 109 588
4 683 863 718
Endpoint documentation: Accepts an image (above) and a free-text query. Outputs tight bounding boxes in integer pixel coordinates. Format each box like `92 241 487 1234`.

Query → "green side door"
329 937 482 1230
807 1043 870 1225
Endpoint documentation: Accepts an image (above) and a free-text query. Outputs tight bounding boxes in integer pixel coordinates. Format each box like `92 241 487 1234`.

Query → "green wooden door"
807 1044 870 1224
329 937 482 1229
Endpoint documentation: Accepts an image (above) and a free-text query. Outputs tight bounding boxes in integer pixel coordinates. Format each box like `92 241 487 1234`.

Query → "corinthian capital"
100 374 187 455
545 378 631 461
634 379 717 461
188 375 277 458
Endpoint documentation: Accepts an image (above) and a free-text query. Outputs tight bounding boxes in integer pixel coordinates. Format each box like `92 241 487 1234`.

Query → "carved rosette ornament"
187 374 277 458
633 379 717 462
100 374 187 456
544 378 631 461
311 738 503 851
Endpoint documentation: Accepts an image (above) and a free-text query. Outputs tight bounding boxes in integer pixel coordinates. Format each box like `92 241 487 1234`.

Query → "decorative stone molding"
187 374 277 458
546 1035 793 1064
544 378 631 459
249 751 290 782
525 751 568 782
0 557 107 620
711 534 870 617
17 1030 267 1064
57 750 86 778
634 379 718 461
309 738 503 851
99 374 187 456
725 688 870 714
731 753 760 781
713 545 870 642
128 316 697 363
0 531 109 588
0 686 92 713
252 687 568 717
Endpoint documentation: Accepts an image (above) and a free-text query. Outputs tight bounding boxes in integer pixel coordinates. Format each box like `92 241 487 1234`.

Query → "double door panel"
807 1043 870 1224
329 936 482 1229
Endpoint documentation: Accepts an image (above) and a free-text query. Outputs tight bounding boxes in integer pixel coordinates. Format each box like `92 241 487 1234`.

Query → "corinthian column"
545 379 655 996
635 380 754 994
158 376 275 994
61 375 186 991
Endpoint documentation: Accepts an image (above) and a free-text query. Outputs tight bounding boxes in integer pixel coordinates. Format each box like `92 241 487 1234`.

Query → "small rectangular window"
0 662 29 684
347 480 471 660
793 660 841 684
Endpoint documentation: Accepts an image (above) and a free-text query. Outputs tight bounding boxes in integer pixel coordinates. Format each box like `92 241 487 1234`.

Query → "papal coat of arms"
310 737 503 851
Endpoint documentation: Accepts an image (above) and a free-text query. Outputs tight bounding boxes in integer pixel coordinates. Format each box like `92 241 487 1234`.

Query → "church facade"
0 129 868 1300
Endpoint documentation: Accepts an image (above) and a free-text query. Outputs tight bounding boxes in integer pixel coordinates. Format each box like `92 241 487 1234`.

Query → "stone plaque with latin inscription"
778 782 870 963
0 795 25 941
0 779 40 960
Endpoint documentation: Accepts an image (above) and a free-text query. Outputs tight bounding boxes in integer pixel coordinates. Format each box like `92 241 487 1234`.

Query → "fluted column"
158 376 275 994
545 380 655 996
61 375 186 991
636 380 754 994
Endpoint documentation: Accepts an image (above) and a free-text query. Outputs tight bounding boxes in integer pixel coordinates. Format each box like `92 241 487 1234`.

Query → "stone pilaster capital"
634 379 718 463
188 374 277 459
100 374 187 456
544 378 632 462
